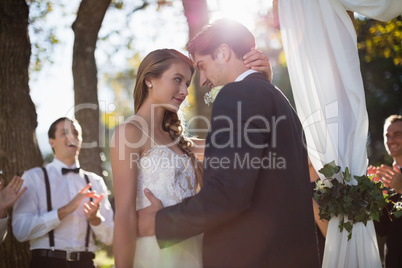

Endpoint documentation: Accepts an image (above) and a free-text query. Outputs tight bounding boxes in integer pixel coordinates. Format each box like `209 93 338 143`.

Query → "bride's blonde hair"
133 49 203 189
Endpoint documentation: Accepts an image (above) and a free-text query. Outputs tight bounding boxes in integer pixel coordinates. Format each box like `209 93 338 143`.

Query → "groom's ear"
215 44 231 63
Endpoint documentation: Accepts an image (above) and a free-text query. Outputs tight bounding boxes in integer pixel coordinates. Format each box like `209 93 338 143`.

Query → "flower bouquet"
314 161 402 240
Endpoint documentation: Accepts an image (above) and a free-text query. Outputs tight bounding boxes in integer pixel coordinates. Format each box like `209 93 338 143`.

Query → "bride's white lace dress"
134 145 203 268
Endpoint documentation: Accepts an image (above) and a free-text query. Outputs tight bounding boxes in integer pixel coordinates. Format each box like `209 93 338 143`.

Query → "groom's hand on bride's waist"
137 188 164 237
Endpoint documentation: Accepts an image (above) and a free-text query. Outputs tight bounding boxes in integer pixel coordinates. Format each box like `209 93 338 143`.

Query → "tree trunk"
182 0 210 138
0 1 44 267
72 0 111 176
182 0 209 42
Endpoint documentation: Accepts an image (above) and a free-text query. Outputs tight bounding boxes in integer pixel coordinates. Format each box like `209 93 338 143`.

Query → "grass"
94 248 115 268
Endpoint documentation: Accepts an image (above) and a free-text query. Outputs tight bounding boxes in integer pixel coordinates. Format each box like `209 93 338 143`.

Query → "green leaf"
339 220 344 233
319 161 340 178
313 192 319 202
343 167 351 183
371 212 380 222
344 221 353 233
393 210 402 218
347 233 352 241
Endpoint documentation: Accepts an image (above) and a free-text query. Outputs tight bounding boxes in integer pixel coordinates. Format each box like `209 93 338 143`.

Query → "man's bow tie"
61 167 80 175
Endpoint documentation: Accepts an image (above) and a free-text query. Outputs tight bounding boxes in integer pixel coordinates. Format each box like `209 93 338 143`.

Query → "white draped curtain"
277 0 402 267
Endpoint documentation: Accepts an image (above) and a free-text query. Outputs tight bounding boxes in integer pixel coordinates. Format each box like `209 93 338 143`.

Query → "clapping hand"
84 193 104 226
58 183 100 220
137 188 164 237
377 165 402 194
0 176 27 218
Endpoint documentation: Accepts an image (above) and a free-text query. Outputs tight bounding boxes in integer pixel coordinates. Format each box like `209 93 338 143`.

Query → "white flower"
315 179 326 191
203 86 223 106
203 92 213 106
322 178 333 188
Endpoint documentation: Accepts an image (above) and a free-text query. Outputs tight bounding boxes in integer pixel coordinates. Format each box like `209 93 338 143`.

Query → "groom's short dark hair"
187 19 255 60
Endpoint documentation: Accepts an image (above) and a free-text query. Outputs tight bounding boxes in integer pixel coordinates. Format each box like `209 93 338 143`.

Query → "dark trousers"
30 256 95 268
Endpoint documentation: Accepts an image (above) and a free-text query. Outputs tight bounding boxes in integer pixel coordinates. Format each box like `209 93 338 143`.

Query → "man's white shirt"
12 158 114 252
0 216 7 244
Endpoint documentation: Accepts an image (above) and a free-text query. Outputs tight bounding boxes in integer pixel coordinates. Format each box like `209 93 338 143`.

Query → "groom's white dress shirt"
235 69 258 82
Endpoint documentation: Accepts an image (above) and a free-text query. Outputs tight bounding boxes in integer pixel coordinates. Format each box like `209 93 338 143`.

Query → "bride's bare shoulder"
112 115 149 148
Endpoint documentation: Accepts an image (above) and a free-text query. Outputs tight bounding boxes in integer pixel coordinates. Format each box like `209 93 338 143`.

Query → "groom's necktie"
61 167 80 175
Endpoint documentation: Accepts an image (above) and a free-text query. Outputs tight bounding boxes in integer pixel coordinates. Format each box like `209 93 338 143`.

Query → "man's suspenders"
41 167 93 251
41 167 55 250
83 175 92 251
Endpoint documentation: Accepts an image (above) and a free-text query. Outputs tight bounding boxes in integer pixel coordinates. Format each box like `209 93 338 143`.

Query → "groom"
138 19 320 267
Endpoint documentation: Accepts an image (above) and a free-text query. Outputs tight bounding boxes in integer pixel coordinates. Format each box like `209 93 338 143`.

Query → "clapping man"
377 115 402 193
370 114 402 268
12 117 114 268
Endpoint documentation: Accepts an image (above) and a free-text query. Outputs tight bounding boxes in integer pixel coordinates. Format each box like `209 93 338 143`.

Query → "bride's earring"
148 84 152 88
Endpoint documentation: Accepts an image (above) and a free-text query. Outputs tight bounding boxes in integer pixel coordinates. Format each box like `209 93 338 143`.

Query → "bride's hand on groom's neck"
243 48 273 82
137 188 164 237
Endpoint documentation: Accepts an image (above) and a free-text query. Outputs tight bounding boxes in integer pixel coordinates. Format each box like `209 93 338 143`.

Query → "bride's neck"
136 104 165 132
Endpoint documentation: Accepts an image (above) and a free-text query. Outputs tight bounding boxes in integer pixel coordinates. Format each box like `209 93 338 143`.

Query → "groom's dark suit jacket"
156 73 320 268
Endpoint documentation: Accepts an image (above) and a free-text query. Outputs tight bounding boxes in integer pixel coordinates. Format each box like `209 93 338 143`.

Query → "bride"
111 48 270 267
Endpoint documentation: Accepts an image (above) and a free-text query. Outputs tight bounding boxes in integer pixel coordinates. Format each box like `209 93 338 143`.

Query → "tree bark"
72 0 111 176
0 0 43 267
182 0 211 138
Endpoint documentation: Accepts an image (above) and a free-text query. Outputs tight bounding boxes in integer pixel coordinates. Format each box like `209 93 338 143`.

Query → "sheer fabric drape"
278 0 401 267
